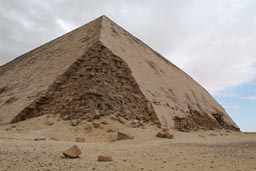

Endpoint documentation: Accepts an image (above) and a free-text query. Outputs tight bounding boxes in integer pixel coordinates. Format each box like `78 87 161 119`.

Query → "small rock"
107 128 115 133
11 125 17 128
70 120 80 126
133 119 139 123
44 120 54 126
98 155 113 162
101 120 108 125
110 116 117 120
63 145 81 158
93 110 101 119
162 128 169 132
34 138 46 141
156 131 173 139
84 125 92 132
199 134 205 138
92 122 101 128
50 137 59 141
75 137 85 142
117 132 134 140
5 127 11 131
117 117 127 124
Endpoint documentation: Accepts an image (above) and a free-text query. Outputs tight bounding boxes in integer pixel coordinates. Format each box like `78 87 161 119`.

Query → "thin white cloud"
243 96 256 101
216 92 256 101
56 18 75 33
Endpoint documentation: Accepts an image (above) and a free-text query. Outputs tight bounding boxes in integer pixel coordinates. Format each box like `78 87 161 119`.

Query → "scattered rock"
92 122 101 128
98 155 113 162
199 134 205 138
130 119 143 128
75 137 85 142
70 119 80 126
63 145 81 158
44 120 54 126
93 110 101 119
101 120 108 125
117 116 127 124
50 137 60 141
107 128 115 133
156 131 173 139
117 132 134 140
84 125 92 132
162 128 169 132
34 138 46 141
5 127 11 131
11 125 17 128
110 116 117 121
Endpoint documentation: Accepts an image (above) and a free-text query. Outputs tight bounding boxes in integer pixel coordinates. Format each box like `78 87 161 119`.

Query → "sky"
0 0 255 131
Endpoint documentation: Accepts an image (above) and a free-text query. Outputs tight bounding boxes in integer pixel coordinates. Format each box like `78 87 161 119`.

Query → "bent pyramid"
0 16 239 131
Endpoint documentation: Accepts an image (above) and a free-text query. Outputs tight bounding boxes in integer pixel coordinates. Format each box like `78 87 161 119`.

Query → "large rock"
63 145 81 158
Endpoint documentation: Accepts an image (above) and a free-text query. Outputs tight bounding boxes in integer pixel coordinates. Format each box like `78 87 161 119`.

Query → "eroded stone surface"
11 42 156 127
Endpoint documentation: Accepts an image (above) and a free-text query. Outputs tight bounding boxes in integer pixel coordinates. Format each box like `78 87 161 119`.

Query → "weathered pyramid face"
0 15 239 131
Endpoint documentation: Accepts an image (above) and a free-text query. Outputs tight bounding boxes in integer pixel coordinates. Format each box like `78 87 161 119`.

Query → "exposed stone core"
11 42 156 126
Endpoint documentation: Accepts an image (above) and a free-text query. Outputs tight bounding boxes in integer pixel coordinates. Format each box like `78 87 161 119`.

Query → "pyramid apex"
97 15 114 24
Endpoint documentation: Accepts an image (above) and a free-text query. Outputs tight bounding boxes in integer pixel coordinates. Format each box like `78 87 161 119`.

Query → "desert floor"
0 115 255 171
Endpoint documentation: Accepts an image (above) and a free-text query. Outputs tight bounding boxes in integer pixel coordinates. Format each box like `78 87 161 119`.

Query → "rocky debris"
92 122 101 128
75 137 85 142
0 86 8 94
34 138 46 141
50 137 60 141
98 155 113 162
70 119 80 126
162 127 169 132
11 125 17 128
107 128 115 133
44 120 54 126
84 125 92 132
156 131 173 139
110 116 117 121
93 110 101 120
117 132 134 140
130 119 144 128
117 116 127 124
101 120 108 125
63 145 81 158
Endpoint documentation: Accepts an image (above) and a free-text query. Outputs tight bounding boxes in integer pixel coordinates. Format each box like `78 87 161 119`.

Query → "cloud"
0 0 256 94
243 96 256 100
216 91 256 101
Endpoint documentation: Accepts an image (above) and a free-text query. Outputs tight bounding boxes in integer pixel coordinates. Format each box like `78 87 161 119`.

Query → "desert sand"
0 115 255 171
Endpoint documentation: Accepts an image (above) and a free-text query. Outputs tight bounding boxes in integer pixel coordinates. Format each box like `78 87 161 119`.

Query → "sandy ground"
0 115 255 171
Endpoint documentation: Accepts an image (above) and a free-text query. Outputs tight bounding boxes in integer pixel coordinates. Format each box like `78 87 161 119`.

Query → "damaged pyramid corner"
0 15 240 132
